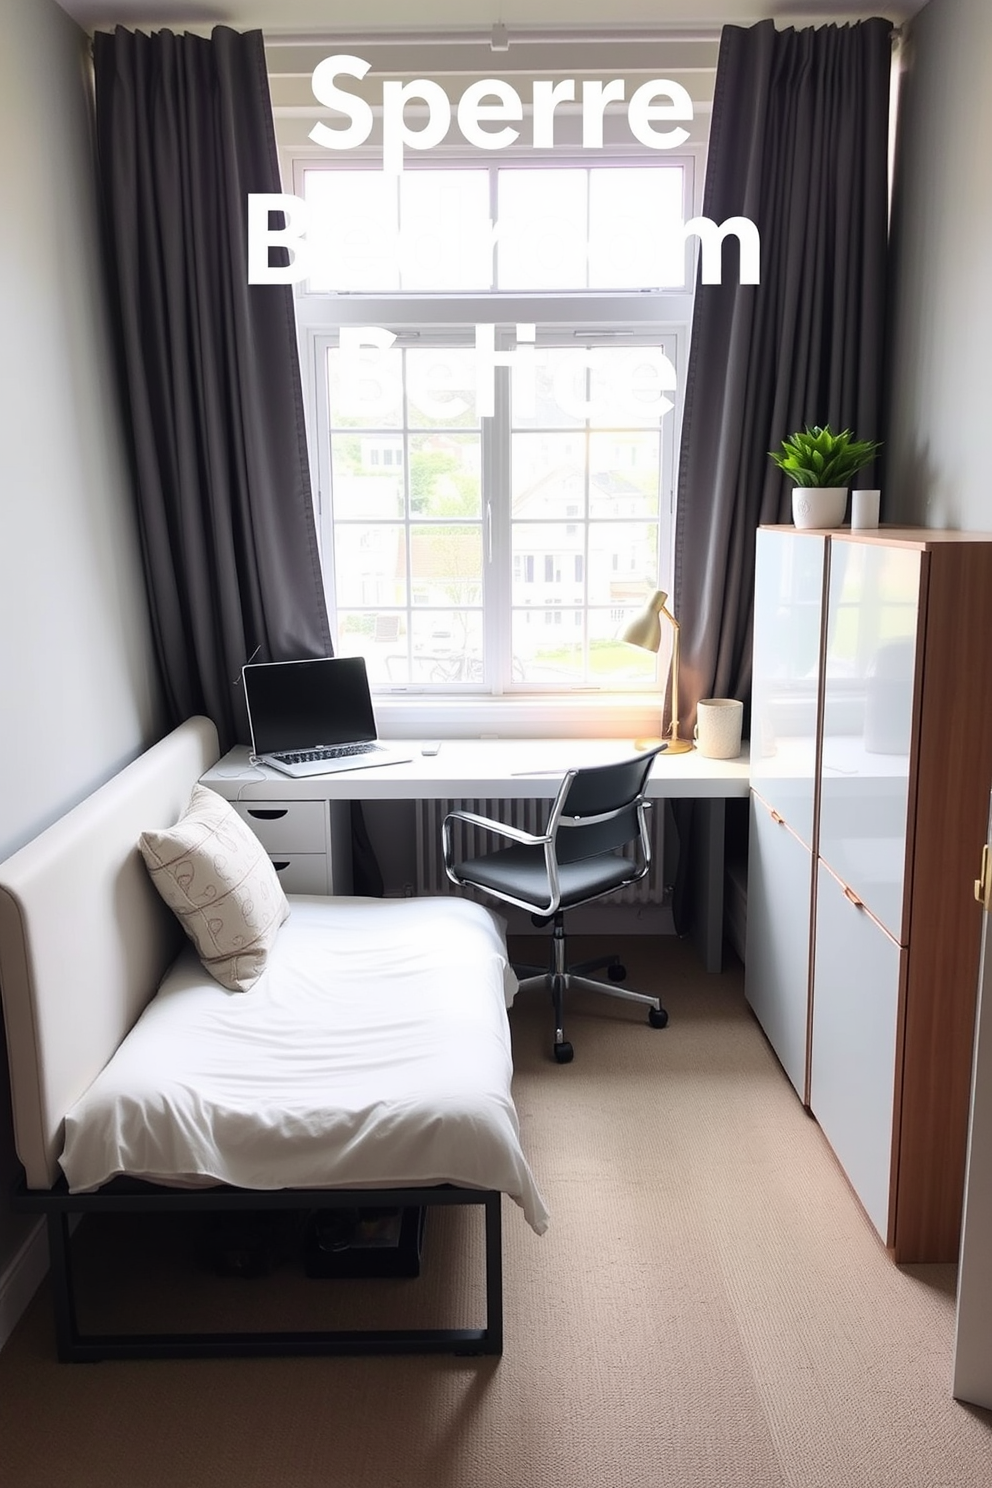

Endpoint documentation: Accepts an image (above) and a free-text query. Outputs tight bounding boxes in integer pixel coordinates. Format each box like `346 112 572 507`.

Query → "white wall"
0 0 164 1300
885 0 992 529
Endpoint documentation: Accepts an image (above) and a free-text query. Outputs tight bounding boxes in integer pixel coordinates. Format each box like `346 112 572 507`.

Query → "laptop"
242 656 412 778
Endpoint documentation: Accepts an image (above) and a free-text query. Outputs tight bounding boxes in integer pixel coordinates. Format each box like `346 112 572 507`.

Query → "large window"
294 157 694 708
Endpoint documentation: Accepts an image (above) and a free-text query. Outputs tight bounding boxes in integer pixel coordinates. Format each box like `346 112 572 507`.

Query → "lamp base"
633 735 695 754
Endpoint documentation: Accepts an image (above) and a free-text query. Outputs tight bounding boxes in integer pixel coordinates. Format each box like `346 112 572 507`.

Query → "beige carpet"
1 934 990 1488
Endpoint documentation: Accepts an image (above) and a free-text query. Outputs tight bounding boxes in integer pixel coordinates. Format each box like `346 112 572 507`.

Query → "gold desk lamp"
620 589 694 754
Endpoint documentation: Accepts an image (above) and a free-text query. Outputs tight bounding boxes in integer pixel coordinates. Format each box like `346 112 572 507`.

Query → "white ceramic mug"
851 489 881 530
694 698 744 759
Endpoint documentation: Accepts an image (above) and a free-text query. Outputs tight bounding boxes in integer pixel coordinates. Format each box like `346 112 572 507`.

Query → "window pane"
409 433 482 518
410 610 484 683
399 172 493 290
328 346 403 429
333 525 407 608
303 169 400 292
589 609 659 683
588 433 661 518
588 349 676 428
406 350 479 430
586 522 659 605
512 432 587 519
330 434 404 519
510 611 584 684
512 347 585 429
497 170 587 289
410 523 483 607
511 522 584 606
588 167 684 289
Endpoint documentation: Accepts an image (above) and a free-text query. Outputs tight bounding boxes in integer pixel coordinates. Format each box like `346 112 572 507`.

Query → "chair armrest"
442 809 550 848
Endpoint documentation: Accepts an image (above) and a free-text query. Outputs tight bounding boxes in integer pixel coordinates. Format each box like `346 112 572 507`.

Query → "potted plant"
769 424 882 529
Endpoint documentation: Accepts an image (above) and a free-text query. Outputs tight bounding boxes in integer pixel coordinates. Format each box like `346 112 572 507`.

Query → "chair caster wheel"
608 963 627 982
553 1040 574 1064
649 1006 669 1029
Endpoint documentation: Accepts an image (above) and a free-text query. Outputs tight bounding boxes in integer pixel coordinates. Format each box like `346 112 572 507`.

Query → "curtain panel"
92 25 332 754
673 18 893 735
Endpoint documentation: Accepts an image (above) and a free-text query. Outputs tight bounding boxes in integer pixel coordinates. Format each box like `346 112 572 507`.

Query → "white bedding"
60 896 549 1235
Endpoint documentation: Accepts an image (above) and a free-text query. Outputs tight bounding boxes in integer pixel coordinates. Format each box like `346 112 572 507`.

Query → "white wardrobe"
746 525 992 1263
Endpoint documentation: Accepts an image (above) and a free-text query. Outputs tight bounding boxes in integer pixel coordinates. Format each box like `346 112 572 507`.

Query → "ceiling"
55 0 929 40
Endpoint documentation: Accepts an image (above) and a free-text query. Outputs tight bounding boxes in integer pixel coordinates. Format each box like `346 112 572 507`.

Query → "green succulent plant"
769 424 882 488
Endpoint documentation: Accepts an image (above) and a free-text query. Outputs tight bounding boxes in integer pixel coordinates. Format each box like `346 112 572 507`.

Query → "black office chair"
442 747 669 1063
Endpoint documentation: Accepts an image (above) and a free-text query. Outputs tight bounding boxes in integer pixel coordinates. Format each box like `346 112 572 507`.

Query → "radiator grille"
415 797 665 906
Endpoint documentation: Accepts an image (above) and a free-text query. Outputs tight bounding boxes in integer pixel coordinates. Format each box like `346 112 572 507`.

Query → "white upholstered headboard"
0 716 220 1189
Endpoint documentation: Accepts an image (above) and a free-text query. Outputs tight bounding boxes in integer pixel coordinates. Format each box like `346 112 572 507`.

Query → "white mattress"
60 896 549 1235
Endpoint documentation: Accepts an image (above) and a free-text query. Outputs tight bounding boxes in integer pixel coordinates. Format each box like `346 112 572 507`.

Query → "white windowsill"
375 691 666 741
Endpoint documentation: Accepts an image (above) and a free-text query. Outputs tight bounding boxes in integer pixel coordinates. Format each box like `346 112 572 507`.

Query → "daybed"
0 716 547 1361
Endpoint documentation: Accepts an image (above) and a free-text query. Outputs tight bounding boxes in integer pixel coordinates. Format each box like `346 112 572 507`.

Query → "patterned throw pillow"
139 784 290 991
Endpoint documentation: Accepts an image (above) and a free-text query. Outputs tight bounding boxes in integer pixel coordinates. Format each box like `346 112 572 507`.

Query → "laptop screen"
243 657 377 755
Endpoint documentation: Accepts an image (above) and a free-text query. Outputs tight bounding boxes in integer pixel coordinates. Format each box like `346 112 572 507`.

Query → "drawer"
232 800 327 853
268 854 330 896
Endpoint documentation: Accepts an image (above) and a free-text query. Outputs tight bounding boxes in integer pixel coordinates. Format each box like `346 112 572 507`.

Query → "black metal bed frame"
15 1178 503 1362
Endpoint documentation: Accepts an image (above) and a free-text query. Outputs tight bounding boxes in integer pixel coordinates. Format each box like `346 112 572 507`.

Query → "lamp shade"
620 591 668 653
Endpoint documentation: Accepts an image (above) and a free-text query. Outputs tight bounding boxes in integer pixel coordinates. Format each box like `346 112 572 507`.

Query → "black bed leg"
46 1210 80 1362
483 1191 503 1355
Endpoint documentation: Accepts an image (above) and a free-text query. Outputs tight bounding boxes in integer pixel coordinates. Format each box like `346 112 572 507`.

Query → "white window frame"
290 147 703 738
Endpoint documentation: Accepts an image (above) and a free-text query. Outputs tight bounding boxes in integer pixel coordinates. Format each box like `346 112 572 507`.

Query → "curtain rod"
262 28 725 49
89 21 904 54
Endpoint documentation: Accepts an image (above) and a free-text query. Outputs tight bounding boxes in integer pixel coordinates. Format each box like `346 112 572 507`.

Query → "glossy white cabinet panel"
818 540 921 941
953 792 992 1407
744 792 813 1098
750 529 826 849
810 861 903 1241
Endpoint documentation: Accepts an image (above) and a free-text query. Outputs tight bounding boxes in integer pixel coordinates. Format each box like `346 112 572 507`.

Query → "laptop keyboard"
277 743 380 764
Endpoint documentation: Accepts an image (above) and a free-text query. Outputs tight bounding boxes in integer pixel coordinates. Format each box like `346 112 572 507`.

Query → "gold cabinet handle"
770 809 784 824
843 885 864 909
975 843 992 911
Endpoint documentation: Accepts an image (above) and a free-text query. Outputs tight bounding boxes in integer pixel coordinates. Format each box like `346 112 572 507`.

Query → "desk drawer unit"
231 800 339 895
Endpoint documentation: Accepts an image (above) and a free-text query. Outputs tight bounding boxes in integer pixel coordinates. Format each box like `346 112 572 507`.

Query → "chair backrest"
553 746 664 863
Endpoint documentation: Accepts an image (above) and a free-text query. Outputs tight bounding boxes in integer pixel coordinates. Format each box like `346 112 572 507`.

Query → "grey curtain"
93 26 383 895
92 25 331 753
672 18 892 736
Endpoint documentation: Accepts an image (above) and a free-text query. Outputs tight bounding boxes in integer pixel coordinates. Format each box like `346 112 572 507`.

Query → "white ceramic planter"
792 486 848 530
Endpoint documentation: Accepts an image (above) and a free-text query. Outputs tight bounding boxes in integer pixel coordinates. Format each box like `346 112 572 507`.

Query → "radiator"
414 797 666 906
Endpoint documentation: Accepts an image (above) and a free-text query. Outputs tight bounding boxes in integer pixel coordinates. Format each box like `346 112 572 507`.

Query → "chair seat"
457 844 636 910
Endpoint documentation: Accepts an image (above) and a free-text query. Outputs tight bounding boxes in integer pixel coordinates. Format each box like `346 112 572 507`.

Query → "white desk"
203 739 749 800
201 740 750 971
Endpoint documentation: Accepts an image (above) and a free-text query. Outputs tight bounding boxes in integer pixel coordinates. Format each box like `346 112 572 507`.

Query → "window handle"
486 500 493 563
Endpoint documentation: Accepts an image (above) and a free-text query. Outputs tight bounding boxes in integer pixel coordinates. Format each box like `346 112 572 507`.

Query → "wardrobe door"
745 792 813 1099
750 529 826 850
818 539 922 942
810 861 904 1242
